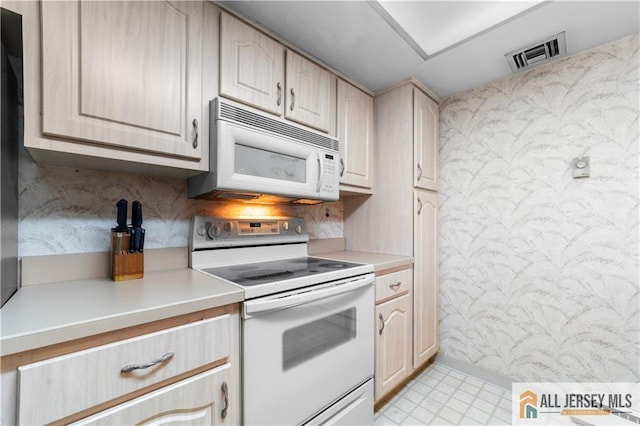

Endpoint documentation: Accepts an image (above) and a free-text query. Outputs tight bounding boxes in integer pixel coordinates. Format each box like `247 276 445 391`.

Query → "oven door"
242 274 375 426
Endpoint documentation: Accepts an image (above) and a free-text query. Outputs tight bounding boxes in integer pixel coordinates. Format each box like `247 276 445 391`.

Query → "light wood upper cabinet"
40 1 204 162
285 50 335 133
337 80 374 191
219 11 284 116
218 12 336 134
413 189 439 367
414 89 439 190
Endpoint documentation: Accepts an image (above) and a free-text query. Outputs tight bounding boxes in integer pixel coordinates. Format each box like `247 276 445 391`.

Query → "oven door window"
283 307 356 370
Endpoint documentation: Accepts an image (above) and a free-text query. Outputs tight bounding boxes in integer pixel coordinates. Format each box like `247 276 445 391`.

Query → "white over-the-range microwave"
187 98 340 204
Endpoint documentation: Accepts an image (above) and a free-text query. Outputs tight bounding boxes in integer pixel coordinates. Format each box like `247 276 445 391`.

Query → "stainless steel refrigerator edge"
1 7 22 307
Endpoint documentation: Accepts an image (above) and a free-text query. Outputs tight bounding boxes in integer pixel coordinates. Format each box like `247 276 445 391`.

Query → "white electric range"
189 215 375 425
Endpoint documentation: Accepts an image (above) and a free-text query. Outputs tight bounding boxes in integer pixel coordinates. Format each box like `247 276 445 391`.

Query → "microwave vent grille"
218 101 339 152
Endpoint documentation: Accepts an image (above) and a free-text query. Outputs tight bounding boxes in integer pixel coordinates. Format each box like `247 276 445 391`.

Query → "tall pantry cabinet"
344 79 439 401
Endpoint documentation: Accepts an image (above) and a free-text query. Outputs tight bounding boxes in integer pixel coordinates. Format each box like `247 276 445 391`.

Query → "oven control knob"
282 221 289 231
197 225 206 237
223 222 232 232
295 225 303 234
207 225 221 239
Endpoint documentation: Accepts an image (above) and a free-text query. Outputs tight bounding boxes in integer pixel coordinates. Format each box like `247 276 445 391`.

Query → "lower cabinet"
72 365 232 425
374 268 413 402
11 306 240 425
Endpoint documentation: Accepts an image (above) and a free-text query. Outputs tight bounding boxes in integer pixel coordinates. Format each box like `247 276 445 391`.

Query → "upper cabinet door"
337 80 373 190
413 90 439 191
219 12 284 116
285 50 335 133
41 1 203 160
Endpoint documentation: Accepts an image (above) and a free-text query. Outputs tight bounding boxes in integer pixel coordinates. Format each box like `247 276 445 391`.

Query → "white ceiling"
376 1 544 56
219 1 640 99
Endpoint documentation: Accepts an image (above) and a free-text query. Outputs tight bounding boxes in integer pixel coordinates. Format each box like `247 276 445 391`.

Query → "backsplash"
18 151 343 257
439 34 639 382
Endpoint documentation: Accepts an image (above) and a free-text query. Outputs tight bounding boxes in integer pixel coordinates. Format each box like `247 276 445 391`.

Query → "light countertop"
316 250 413 272
0 268 243 356
1 246 411 357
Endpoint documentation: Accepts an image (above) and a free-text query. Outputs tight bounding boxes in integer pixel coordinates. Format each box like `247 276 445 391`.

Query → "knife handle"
115 199 128 232
139 228 145 253
129 228 139 253
132 201 143 228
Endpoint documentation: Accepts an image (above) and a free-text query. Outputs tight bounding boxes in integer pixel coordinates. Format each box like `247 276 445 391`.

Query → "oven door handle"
244 274 374 316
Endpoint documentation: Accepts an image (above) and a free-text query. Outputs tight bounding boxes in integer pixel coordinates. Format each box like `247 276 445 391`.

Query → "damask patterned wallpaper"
17 151 343 257
439 34 639 382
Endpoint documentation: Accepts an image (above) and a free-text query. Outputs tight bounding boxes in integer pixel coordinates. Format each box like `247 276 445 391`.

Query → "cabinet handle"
389 281 402 290
192 118 199 149
416 163 423 181
417 196 424 215
340 158 345 177
290 88 295 111
221 381 229 419
120 352 174 373
378 313 385 335
277 82 282 106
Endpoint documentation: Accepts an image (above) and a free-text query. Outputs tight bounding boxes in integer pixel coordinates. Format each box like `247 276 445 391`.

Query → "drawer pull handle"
378 313 385 335
120 352 174 373
221 381 229 419
389 281 402 290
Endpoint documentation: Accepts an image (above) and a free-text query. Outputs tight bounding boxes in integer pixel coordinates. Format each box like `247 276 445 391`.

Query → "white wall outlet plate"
572 156 590 178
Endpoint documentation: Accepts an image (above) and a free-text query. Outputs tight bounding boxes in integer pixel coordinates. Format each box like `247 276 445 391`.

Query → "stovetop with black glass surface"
202 256 364 287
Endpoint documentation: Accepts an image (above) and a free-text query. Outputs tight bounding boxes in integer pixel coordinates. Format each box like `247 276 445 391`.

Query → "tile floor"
374 362 512 425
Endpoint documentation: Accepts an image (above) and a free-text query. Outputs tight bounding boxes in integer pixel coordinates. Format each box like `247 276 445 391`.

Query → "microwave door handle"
244 274 373 316
316 151 324 193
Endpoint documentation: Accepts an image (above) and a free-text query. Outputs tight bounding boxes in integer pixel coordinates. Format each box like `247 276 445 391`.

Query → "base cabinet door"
15 307 240 426
375 293 412 401
72 365 234 425
413 189 439 368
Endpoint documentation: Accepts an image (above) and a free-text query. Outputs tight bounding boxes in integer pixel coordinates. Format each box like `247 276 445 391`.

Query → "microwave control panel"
318 152 339 198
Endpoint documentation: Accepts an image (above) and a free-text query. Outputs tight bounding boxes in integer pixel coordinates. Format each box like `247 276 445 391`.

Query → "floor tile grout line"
375 362 513 426
434 368 470 422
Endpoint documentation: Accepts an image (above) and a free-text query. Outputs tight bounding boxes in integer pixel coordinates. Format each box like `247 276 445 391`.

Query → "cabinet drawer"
18 315 231 425
375 268 412 303
71 364 232 425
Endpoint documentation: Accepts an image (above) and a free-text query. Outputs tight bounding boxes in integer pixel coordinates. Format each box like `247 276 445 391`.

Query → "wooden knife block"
110 231 144 281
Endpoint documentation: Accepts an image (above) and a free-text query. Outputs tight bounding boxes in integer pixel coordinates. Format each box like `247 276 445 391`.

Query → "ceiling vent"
505 32 567 72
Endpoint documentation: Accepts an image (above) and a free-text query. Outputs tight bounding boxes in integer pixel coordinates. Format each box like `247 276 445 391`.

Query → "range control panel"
238 220 279 235
190 216 307 250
